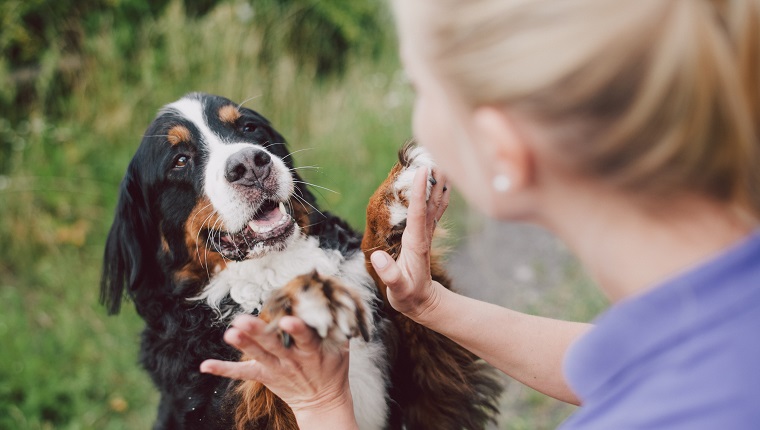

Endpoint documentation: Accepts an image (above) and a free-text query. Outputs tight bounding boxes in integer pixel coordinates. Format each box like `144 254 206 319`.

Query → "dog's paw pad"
261 271 371 349
388 142 436 227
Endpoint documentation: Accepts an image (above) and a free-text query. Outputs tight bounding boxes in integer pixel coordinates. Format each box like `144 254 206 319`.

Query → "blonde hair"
418 0 760 214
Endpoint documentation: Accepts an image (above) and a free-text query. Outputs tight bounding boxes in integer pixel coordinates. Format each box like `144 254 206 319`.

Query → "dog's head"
101 93 318 314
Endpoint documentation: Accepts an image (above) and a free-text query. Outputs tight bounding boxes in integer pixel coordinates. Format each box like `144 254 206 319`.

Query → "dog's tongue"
248 202 286 229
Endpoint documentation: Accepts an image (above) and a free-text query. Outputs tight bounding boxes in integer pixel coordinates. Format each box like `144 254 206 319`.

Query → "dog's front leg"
232 271 371 430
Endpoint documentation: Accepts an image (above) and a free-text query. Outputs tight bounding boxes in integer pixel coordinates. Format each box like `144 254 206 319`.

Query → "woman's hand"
370 168 449 322
200 315 356 422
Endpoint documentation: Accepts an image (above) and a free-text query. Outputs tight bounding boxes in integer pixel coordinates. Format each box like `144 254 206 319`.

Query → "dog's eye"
174 155 190 168
240 122 258 134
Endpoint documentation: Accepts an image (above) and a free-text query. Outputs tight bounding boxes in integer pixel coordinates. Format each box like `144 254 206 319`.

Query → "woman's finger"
279 316 322 353
224 326 279 368
231 315 294 359
370 250 407 294
403 168 434 253
200 358 264 382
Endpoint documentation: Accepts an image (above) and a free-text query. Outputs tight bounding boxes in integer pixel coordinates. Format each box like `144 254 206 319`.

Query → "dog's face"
101 93 316 313
156 93 301 260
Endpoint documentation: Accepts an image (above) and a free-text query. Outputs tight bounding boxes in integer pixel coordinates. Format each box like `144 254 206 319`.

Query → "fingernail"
371 251 389 269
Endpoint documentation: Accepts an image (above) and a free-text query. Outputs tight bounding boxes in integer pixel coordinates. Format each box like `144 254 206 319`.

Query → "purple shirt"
560 231 760 429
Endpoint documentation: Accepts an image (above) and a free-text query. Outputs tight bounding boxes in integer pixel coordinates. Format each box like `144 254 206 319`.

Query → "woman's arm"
420 283 587 405
371 169 586 405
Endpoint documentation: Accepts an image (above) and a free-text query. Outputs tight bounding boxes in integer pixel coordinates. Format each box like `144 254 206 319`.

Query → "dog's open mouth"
207 200 296 260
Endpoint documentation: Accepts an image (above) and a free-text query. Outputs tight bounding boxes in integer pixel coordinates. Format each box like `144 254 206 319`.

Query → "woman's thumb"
370 251 404 292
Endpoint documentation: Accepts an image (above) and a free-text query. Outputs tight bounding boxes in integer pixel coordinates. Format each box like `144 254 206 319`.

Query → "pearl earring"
492 174 512 193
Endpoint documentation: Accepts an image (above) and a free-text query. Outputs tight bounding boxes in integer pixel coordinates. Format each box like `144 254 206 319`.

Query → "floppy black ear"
100 162 157 314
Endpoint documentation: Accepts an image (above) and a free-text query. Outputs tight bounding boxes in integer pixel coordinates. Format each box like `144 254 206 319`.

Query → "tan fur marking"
219 104 242 124
167 125 191 146
174 197 227 285
234 380 297 430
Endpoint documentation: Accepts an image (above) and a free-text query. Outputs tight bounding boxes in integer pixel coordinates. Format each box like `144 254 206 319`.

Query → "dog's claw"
280 331 292 349
358 319 370 342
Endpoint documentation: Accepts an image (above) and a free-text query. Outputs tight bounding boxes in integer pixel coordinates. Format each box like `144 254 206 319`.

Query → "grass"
0 1 605 429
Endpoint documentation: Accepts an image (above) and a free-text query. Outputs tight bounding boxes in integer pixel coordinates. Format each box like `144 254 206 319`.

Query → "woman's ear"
470 106 535 192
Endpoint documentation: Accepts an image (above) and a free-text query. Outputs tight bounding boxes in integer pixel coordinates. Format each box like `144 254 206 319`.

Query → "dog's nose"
225 147 272 186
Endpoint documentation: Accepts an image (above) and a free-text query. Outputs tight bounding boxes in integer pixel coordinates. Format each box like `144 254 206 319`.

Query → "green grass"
0 1 606 428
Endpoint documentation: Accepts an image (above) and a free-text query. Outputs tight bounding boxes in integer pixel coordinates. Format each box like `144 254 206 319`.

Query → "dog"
101 92 502 429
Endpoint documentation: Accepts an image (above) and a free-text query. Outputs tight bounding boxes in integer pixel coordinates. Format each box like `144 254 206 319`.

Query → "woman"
202 0 760 428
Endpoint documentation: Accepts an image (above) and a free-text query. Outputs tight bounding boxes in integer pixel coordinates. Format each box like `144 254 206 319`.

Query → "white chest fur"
195 234 345 316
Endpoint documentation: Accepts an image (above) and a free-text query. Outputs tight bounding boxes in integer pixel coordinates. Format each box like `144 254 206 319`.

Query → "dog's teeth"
245 203 291 236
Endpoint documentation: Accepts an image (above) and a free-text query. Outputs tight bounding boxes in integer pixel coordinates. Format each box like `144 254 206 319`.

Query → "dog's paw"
388 141 437 227
362 141 438 262
260 270 371 349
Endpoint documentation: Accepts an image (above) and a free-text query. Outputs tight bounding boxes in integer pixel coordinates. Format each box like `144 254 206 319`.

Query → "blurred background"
0 1 605 428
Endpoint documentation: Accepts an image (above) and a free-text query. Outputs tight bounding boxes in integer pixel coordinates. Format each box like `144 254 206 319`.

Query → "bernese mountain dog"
101 92 502 429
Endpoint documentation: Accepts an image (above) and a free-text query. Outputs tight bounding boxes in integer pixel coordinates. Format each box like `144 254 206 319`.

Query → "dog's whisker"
292 193 326 219
236 94 262 109
192 204 219 269
202 216 226 277
293 180 339 195
289 166 321 171
202 219 218 261
281 147 313 161
209 224 233 269
204 216 227 264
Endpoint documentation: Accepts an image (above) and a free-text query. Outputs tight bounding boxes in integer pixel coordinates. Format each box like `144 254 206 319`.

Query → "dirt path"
445 214 595 429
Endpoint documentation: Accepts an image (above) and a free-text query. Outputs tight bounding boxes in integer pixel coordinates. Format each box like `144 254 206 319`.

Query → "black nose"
225 147 272 186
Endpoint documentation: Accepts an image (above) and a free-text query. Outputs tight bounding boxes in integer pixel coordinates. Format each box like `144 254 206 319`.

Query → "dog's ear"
100 161 156 314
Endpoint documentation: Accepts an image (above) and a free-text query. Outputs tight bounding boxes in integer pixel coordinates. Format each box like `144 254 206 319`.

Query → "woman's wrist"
408 280 449 327
291 390 358 430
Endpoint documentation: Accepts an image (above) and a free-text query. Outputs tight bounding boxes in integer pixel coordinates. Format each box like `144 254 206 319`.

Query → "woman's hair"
418 0 760 214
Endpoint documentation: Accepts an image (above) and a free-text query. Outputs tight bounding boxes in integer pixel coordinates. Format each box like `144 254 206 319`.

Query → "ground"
446 212 605 429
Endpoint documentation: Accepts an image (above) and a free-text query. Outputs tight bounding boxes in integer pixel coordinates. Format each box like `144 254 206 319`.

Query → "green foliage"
0 0 390 177
253 0 389 77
